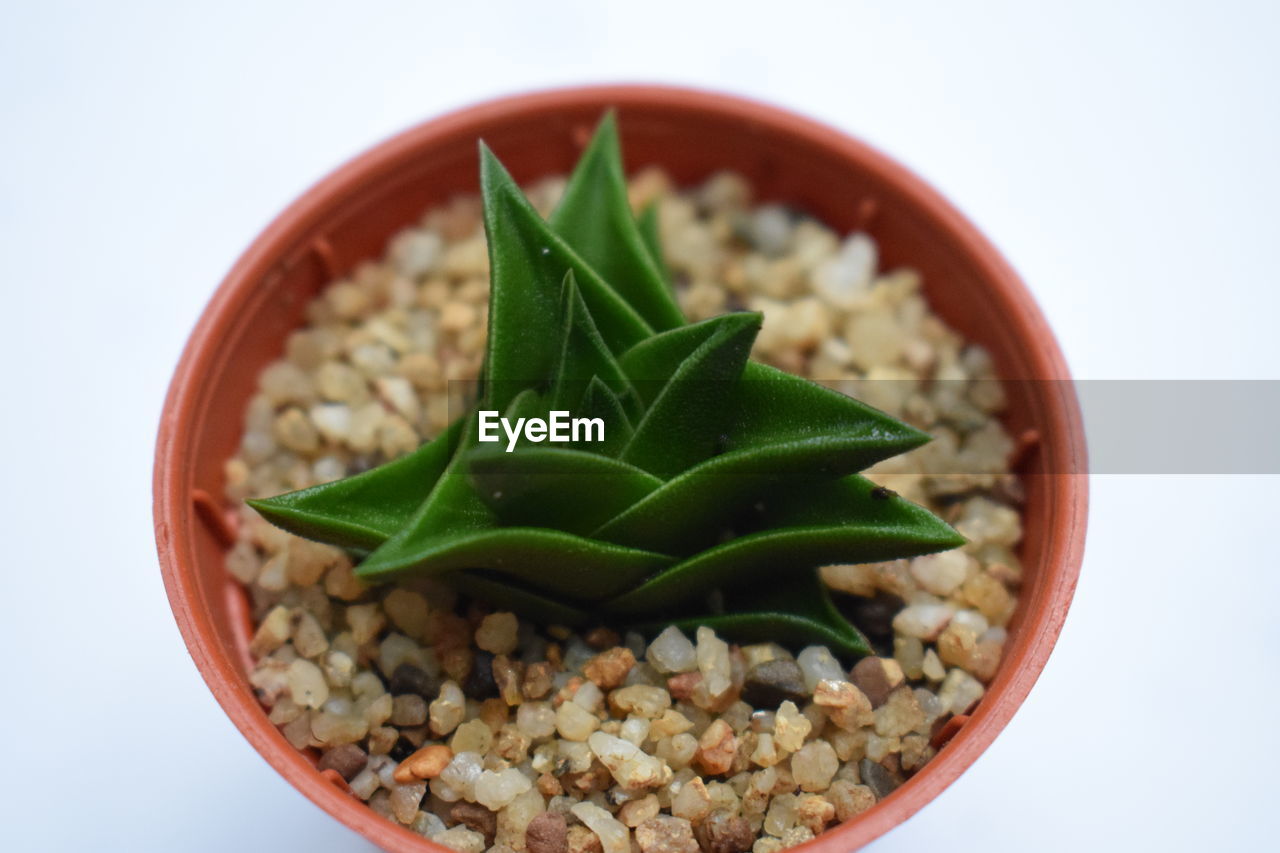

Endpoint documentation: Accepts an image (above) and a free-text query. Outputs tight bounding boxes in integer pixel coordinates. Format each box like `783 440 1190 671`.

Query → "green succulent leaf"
549 271 642 421
469 446 662 535
573 376 635 456
247 112 967 661
620 312 760 478
448 571 594 627
603 475 965 615
550 113 684 332
636 202 669 286
244 417 464 551
638 570 872 657
480 143 653 410
358 525 671 600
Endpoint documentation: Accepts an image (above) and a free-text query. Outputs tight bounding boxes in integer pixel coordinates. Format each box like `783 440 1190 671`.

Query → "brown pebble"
567 823 604 853
523 661 555 699
440 646 474 683
858 758 900 799
636 816 700 853
563 761 612 794
667 672 703 700
479 697 510 731
850 656 905 707
317 743 368 781
398 725 430 749
526 811 569 853
695 720 738 776
694 810 753 853
585 627 622 650
583 647 636 689
393 743 453 783
537 772 564 797
451 801 497 842
493 654 525 705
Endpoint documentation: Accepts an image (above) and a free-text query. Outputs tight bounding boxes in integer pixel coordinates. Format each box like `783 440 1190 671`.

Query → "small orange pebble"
393 743 454 783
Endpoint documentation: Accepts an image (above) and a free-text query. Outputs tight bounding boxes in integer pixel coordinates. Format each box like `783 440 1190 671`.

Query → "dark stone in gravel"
451 801 497 842
317 743 368 781
850 656 904 708
695 809 754 853
741 659 807 707
845 592 904 649
465 649 499 700
526 811 568 853
859 758 900 800
584 626 621 650
388 662 440 700
389 737 418 763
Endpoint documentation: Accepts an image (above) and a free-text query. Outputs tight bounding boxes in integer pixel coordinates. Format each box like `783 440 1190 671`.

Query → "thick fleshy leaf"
549 272 641 421
635 570 872 657
549 113 684 331
449 571 594 627
603 476 965 615
728 361 931 449
622 322 930 450
593 435 929 554
469 447 662 535
619 312 761 478
357 526 671 600
574 377 634 456
618 315 735 408
355 396 670 598
480 143 652 410
245 418 464 551
636 202 669 286
594 340 931 553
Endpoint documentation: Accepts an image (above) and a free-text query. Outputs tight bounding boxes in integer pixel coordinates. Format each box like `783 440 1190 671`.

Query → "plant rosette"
154 86 1086 853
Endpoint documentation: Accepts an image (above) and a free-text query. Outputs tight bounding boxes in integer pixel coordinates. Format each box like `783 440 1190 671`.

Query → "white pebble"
812 232 876 309
390 229 443 277
434 826 486 853
796 646 845 692
286 658 329 709
647 625 698 673
696 627 732 698
938 668 985 714
474 768 532 811
892 603 954 640
571 801 631 853
588 731 670 789
909 551 970 596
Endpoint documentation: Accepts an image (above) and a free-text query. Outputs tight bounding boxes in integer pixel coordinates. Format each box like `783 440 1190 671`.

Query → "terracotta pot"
154 85 1087 851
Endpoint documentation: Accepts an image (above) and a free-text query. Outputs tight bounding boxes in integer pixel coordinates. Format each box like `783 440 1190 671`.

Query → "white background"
2 1 1277 850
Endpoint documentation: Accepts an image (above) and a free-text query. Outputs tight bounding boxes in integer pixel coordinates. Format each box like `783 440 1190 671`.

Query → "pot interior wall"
180 96 1065 717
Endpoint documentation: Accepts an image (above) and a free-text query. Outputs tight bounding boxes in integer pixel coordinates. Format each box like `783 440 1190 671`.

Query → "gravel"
226 168 1026 851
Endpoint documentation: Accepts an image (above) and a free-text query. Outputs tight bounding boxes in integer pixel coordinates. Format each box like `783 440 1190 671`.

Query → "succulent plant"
248 114 964 656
